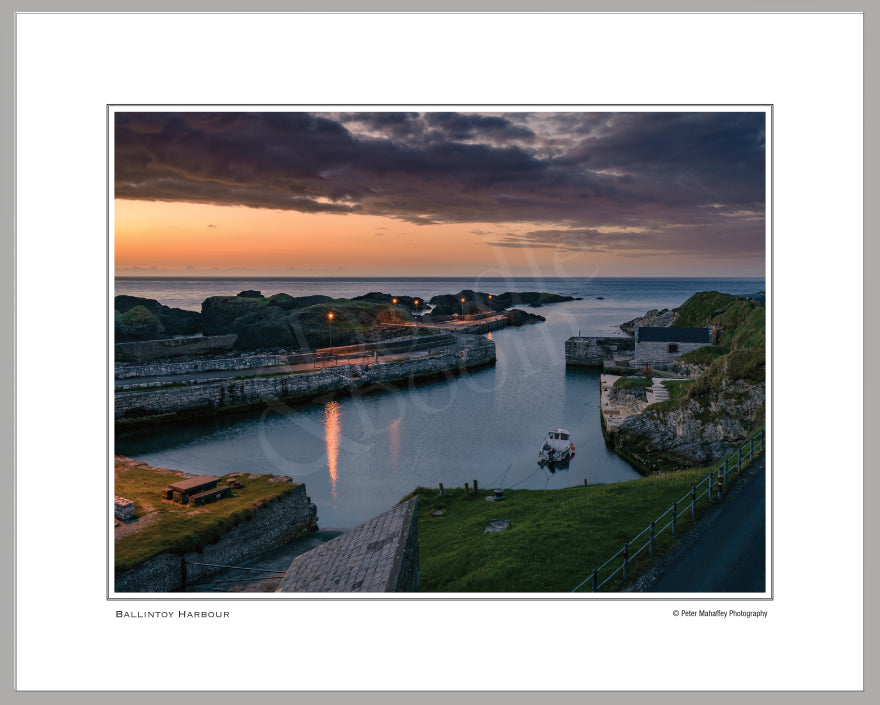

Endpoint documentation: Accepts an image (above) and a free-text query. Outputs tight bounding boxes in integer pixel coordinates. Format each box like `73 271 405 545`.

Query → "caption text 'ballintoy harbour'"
115 611 231 619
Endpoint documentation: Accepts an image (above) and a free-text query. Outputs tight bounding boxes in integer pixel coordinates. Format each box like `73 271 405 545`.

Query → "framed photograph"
110 106 769 597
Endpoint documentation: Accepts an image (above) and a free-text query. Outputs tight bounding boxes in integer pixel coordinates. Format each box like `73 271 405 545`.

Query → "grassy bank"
409 444 761 592
114 458 297 574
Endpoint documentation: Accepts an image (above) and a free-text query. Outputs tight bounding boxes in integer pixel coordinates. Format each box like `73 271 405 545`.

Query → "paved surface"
647 455 767 593
277 498 416 592
600 374 645 431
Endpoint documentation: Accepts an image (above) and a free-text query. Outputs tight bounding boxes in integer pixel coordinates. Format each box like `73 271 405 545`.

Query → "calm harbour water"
115 277 764 529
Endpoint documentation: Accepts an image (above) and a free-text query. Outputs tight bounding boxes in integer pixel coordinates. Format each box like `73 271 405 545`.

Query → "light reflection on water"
323 401 342 505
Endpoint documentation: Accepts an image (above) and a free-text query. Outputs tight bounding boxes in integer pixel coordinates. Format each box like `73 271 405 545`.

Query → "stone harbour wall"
116 354 284 379
114 333 460 379
115 483 318 593
565 336 635 367
116 337 495 420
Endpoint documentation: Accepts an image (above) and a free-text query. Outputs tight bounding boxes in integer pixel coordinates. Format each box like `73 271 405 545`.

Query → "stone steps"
647 381 670 404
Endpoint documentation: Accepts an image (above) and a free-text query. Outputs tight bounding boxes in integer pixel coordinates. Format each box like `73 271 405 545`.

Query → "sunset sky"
114 110 766 278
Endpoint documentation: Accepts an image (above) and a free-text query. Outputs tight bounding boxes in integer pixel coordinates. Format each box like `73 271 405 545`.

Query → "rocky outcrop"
616 378 765 467
115 305 167 342
609 382 648 407
353 292 429 310
201 293 335 336
428 290 573 317
620 308 678 335
114 296 202 339
494 291 574 308
504 308 545 326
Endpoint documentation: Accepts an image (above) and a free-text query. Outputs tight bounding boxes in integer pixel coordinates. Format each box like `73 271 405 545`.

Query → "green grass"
671 291 738 328
661 379 693 399
116 305 160 324
678 345 725 365
612 376 651 391
410 441 762 592
114 460 296 574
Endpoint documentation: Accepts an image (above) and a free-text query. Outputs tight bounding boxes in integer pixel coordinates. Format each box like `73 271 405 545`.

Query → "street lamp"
391 298 398 324
327 311 334 365
460 297 466 316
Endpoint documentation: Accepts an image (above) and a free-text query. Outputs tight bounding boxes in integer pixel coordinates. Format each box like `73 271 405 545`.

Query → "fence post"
723 457 728 488
649 521 655 557
691 486 697 520
592 569 598 593
737 447 742 473
622 543 629 583
672 502 678 537
749 436 754 461
707 473 713 502
717 470 724 501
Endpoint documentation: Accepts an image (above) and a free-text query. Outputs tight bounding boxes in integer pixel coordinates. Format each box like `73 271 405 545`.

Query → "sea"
114 276 765 530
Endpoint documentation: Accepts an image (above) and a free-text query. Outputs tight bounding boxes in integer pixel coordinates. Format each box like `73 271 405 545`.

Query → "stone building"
634 327 713 366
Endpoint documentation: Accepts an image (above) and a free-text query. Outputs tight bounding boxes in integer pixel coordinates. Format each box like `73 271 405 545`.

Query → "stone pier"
277 497 419 592
565 336 635 367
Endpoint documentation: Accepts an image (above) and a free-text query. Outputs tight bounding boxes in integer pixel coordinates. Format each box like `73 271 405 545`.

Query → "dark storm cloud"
115 110 765 256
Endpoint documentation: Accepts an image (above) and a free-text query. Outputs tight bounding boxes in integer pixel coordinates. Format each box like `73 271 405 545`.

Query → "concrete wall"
565 336 635 367
116 337 495 420
114 483 318 593
115 335 238 363
277 497 419 592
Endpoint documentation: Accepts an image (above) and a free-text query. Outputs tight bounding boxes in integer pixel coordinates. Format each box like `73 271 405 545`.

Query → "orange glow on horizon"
114 198 764 278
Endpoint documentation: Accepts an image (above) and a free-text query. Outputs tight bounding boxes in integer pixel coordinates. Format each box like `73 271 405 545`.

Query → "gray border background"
6 1 871 701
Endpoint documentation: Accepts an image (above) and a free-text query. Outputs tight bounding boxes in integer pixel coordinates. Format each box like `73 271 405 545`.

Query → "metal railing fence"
572 429 765 592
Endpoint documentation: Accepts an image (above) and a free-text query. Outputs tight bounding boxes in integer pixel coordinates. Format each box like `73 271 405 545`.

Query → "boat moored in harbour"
538 428 575 465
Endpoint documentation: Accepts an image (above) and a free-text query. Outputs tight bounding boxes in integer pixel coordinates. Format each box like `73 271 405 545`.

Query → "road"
647 454 766 593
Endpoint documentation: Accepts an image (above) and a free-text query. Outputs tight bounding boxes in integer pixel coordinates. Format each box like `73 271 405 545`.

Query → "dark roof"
637 327 712 343
167 475 220 492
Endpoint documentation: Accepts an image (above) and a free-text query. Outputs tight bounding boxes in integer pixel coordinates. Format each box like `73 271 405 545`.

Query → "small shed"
162 475 222 505
634 327 713 366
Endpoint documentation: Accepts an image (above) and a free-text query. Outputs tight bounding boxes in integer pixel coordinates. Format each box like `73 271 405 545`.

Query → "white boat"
538 428 575 464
